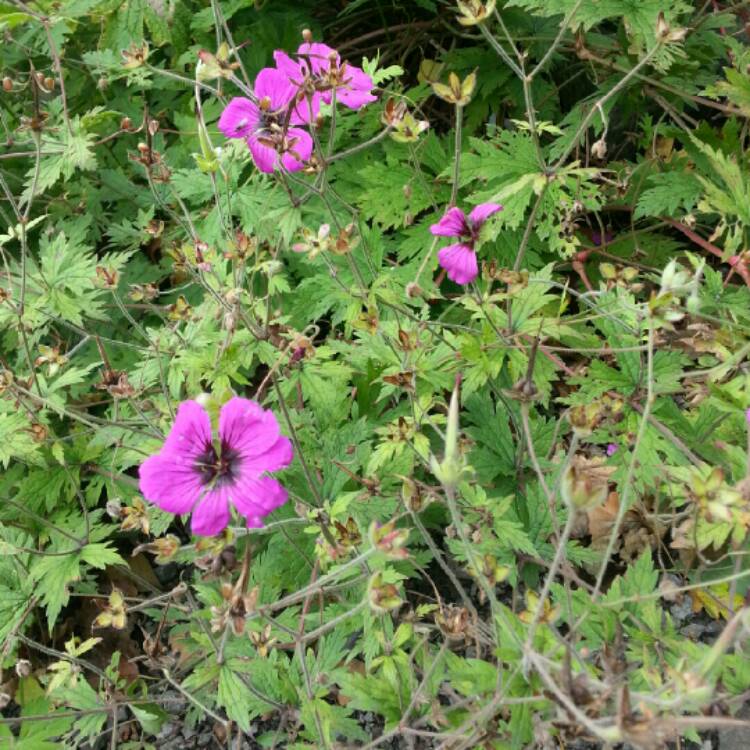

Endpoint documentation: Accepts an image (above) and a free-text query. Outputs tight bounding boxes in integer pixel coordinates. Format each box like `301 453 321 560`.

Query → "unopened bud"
405 281 423 299
511 376 538 402
561 455 614 510
106 498 122 519
195 392 212 408
368 520 409 560
120 116 132 131
302 28 312 43
591 137 607 159
15 659 32 678
0 693 10 710
3 76 13 92
430 375 466 489
367 572 402 614
401 477 427 511
225 288 241 305
132 534 181 564
456 0 496 26
223 310 238 332
44 77 55 91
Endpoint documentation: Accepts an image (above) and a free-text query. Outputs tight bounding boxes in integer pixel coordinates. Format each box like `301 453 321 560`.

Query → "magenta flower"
430 203 503 285
591 229 614 246
606 443 618 457
274 41 377 111
218 68 312 174
139 398 293 536
745 408 750 425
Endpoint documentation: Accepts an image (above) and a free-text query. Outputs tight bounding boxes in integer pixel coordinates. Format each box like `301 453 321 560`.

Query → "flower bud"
132 534 181 564
195 392 212 408
401 476 428 511
369 520 409 559
367 572 402 614
430 375 467 490
591 137 607 159
561 455 614 510
223 310 238 332
3 76 13 92
15 659 32 678
405 281 423 299
456 0 496 26
568 403 602 437
106 498 122 519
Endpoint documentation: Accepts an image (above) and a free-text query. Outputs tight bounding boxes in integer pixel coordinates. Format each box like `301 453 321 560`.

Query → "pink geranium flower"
139 398 293 536
274 41 377 111
430 203 503 285
218 67 312 173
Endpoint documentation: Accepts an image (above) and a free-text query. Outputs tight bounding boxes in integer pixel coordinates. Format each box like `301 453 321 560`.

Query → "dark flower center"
194 442 240 487
464 219 481 246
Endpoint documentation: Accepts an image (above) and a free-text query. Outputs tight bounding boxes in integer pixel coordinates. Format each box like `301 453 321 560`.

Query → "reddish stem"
662 218 750 288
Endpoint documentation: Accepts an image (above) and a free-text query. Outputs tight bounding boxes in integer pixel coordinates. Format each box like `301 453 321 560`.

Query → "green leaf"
634 169 703 218
29 553 81 633
218 666 253 732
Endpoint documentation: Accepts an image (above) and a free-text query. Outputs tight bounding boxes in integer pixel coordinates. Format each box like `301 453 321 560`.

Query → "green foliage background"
2 0 750 747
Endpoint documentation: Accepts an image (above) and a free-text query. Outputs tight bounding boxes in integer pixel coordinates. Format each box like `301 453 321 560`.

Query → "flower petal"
242 435 294 475
292 92 321 125
190 487 231 537
328 63 377 109
218 98 260 139
219 398 292 472
437 243 478 285
298 42 339 74
247 135 278 173
139 453 203 514
281 127 312 172
430 207 469 238
273 49 302 79
230 476 288 528
139 401 212 514
160 400 212 460
254 67 295 111
468 202 503 227
273 50 319 124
